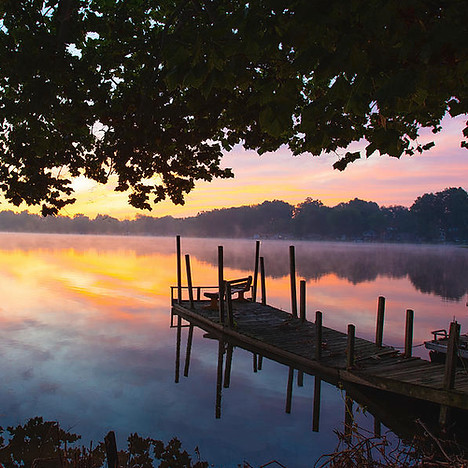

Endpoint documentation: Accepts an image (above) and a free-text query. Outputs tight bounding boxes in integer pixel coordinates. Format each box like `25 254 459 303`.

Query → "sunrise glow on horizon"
1 115 467 220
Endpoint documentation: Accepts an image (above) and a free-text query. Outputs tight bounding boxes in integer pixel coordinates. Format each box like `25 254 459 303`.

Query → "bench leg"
235 291 247 302
204 297 219 310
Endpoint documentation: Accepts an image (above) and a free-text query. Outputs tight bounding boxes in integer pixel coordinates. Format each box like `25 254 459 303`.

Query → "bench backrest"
226 275 252 291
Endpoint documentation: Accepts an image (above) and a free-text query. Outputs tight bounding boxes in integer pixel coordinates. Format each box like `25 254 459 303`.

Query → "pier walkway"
171 295 468 411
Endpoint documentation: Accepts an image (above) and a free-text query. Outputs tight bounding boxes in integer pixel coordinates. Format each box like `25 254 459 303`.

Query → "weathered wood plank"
371 362 435 377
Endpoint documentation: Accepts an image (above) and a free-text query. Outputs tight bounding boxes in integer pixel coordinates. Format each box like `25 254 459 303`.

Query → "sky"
1 115 467 220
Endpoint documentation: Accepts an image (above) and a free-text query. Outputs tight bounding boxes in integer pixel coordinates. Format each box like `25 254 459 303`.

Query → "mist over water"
177 238 468 301
0 233 466 467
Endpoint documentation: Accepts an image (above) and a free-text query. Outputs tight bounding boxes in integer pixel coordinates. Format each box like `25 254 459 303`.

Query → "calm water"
0 233 467 467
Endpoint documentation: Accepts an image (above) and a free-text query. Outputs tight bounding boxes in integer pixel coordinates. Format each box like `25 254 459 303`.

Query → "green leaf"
422 141 435 151
333 151 361 171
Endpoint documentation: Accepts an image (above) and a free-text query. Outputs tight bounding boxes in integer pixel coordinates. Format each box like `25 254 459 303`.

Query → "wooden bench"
204 276 252 310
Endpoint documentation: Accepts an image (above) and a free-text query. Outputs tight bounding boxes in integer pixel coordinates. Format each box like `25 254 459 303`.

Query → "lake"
0 233 467 467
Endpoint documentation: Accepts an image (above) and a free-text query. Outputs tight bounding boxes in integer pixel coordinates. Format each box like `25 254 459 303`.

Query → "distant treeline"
0 187 467 243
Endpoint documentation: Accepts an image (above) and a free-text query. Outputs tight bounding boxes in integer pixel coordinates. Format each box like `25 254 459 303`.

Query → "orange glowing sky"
2 115 467 220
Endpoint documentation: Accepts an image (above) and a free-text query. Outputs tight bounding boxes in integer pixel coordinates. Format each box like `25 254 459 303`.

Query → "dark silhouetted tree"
293 198 330 238
411 187 468 241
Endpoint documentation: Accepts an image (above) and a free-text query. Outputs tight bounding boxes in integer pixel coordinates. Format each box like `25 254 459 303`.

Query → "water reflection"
0 233 466 466
1 234 466 301
173 313 468 446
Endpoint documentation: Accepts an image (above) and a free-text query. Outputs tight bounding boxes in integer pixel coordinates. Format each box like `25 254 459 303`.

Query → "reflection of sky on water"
0 233 466 466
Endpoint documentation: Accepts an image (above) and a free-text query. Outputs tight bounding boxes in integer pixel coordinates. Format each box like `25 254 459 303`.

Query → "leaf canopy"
0 0 467 214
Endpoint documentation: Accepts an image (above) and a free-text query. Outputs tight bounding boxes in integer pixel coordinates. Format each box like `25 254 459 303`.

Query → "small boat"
424 328 468 362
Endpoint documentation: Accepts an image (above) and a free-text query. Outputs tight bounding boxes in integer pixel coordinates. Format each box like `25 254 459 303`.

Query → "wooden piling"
375 296 385 347
260 256 266 305
440 322 460 427
176 235 182 304
183 324 194 377
185 254 194 309
347 324 355 369
218 246 225 324
315 311 323 361
299 280 306 323
289 246 298 317
443 321 460 390
226 282 234 328
286 367 294 414
404 309 414 358
253 353 258 373
312 377 321 432
104 431 119 468
252 240 260 302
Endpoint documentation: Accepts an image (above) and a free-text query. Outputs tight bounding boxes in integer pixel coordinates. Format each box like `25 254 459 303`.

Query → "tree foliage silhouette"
1 1 467 214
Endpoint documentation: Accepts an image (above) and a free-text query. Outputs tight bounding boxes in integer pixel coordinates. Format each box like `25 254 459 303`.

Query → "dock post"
439 321 460 427
252 240 260 302
312 377 321 432
315 311 322 361
404 309 414 358
183 324 194 377
185 254 194 309
346 324 355 369
375 296 385 347
226 282 234 328
260 256 266 305
258 354 263 370
299 280 306 323
218 246 225 324
285 367 294 414
176 235 182 304
253 353 258 373
443 320 460 390
289 246 298 317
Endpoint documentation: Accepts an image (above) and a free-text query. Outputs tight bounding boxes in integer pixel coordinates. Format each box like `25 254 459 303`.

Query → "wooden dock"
171 296 468 412
172 236 468 423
